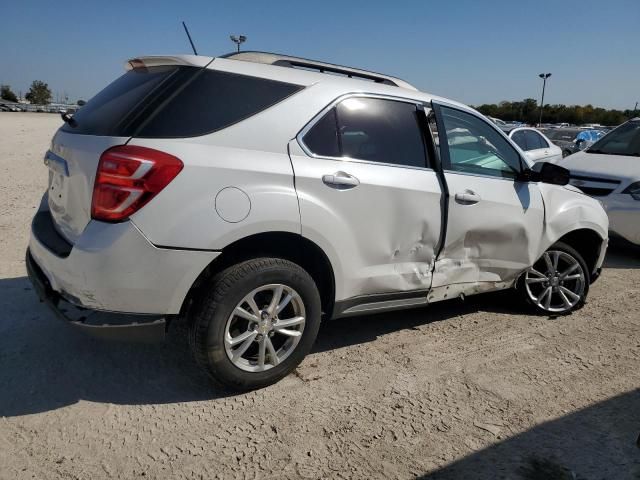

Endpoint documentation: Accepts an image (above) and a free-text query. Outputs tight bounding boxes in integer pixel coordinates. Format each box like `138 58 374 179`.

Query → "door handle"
454 190 481 205
322 172 360 189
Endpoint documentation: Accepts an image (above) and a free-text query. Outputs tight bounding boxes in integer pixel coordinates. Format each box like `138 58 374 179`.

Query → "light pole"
230 35 247 53
538 73 551 126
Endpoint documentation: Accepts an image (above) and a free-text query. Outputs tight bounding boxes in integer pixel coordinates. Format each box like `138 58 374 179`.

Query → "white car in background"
501 126 563 164
559 118 640 245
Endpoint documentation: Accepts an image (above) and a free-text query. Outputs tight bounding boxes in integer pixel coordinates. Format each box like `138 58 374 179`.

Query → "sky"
1 0 638 109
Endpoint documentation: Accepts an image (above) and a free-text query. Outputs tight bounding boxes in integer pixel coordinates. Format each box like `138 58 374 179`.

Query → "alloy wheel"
224 284 306 372
524 250 586 313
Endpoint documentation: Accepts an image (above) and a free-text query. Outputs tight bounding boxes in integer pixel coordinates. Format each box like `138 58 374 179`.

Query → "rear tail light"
91 145 183 222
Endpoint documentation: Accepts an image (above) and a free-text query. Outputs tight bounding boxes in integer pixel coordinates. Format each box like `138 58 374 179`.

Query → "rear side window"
137 70 302 138
524 130 547 149
302 97 427 168
63 66 302 137
303 108 340 158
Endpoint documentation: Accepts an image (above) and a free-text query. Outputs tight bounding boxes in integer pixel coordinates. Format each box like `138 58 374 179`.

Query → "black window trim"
432 100 528 182
296 92 435 172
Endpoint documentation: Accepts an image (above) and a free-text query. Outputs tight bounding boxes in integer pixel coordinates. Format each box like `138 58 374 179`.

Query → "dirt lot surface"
0 112 639 479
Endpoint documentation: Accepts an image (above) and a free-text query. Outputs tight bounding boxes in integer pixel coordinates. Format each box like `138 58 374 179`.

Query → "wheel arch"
180 232 336 321
554 228 605 278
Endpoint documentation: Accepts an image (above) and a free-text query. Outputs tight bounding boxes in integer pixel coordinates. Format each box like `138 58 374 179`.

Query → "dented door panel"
288 140 442 302
431 103 546 291
432 173 545 288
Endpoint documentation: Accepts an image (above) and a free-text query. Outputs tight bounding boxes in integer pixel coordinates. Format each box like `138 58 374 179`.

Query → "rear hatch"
46 56 213 243
47 54 305 244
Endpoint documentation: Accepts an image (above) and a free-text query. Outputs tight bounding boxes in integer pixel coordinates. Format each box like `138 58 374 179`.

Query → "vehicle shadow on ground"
604 240 640 269
419 389 640 479
1 238 637 418
0 277 518 417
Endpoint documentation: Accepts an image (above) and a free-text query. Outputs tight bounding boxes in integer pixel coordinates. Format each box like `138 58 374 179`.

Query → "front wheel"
518 242 590 315
189 258 322 390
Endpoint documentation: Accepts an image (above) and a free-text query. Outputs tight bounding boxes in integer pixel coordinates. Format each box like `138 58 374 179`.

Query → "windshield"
587 121 640 156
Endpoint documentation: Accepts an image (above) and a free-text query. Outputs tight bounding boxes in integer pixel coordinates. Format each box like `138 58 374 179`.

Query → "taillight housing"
91 145 183 222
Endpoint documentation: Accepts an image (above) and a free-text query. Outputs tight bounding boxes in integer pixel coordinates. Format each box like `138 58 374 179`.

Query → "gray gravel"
1 113 639 479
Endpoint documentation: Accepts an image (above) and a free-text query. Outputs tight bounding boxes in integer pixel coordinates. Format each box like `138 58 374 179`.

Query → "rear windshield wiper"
60 110 77 128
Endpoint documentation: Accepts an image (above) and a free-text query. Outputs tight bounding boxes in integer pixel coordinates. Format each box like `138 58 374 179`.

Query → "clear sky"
1 0 638 109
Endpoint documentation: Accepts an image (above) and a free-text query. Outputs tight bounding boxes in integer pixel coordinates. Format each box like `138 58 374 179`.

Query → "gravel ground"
0 112 639 479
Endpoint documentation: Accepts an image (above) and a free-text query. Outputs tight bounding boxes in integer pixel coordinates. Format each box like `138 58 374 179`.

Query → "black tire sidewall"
193 259 321 390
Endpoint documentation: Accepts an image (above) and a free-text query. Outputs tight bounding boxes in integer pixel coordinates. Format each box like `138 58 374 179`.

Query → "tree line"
474 98 637 126
1 81 54 105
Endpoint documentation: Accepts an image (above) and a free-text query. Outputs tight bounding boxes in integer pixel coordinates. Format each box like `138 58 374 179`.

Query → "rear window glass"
62 66 178 136
137 70 302 138
63 66 303 138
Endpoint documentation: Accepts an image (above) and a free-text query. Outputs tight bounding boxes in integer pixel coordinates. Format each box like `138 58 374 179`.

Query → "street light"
230 35 247 53
538 73 552 126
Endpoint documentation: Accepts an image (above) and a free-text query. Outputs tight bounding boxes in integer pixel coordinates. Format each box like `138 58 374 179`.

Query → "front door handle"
322 172 360 189
454 190 481 205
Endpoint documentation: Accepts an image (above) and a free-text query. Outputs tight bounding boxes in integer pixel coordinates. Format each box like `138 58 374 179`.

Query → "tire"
517 241 590 315
189 257 322 391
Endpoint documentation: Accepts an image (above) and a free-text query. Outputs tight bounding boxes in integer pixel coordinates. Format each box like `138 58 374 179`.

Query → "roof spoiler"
125 55 213 70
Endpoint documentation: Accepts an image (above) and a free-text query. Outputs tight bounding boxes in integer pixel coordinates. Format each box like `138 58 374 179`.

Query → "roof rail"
220 51 417 90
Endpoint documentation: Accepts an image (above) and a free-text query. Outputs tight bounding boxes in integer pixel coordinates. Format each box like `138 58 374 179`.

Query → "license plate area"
44 150 69 176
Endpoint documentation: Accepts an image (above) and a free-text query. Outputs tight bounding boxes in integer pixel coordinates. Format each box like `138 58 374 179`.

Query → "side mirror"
530 162 570 186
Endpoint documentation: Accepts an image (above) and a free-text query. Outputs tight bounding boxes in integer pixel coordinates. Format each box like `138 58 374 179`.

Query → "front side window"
303 97 427 168
439 106 522 178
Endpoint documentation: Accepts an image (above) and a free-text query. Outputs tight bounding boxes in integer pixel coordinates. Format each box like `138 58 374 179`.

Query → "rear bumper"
27 249 167 342
28 203 220 316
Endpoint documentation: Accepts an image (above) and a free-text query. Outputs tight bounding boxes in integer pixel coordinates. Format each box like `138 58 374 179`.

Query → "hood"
557 150 640 181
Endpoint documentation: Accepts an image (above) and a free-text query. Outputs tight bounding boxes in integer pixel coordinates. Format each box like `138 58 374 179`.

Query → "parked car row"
541 128 606 157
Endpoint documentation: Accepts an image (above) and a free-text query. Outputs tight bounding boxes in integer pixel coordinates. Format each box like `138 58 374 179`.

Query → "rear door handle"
454 190 481 204
322 172 360 189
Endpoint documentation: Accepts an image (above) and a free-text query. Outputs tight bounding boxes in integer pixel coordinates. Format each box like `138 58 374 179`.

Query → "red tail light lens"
92 145 183 222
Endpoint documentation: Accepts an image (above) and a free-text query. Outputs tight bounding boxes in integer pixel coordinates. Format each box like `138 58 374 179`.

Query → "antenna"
182 21 198 55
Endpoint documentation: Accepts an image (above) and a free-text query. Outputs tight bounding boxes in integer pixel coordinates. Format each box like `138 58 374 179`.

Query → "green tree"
475 98 631 126
25 80 52 105
0 85 18 102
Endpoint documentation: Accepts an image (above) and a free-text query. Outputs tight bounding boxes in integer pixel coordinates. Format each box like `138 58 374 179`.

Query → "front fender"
539 183 609 252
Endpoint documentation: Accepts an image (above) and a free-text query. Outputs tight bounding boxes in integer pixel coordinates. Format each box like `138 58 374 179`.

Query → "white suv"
27 52 608 390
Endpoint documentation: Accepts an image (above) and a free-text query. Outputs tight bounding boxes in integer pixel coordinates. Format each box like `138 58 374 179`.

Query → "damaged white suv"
27 52 608 390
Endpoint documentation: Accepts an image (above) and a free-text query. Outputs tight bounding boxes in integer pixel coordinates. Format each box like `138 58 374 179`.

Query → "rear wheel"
518 242 589 314
189 258 321 390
